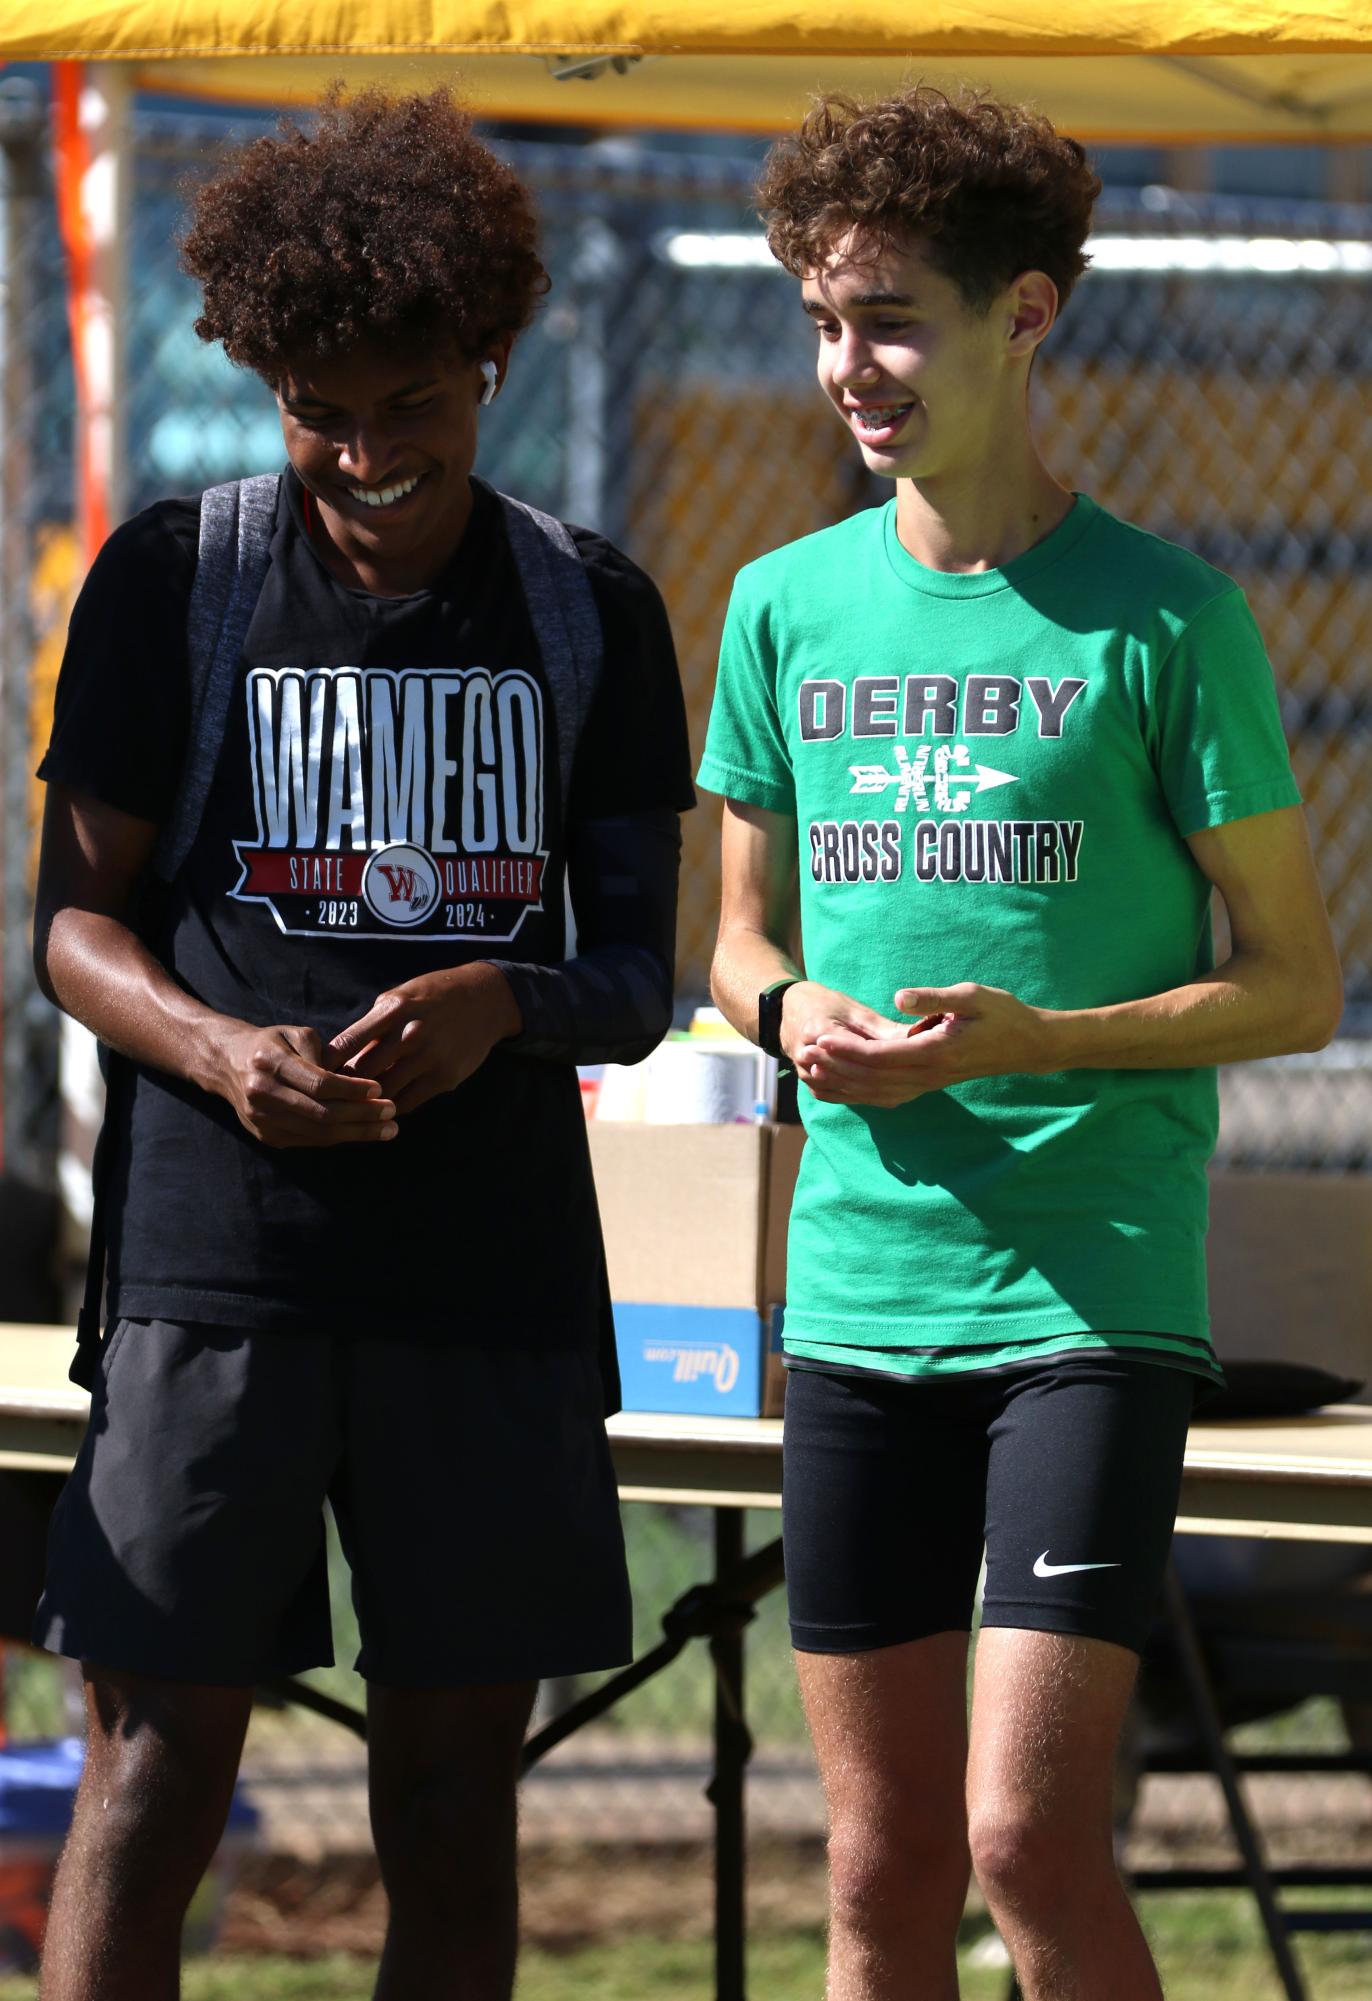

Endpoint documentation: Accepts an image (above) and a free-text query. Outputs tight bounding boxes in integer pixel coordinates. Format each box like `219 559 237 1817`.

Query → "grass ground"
6 1514 1369 1995
0 1895 1369 1998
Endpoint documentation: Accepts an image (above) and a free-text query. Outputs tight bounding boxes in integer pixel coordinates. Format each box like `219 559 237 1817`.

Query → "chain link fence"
1 90 1371 1971
10 109 1372 1138
13 110 1372 1171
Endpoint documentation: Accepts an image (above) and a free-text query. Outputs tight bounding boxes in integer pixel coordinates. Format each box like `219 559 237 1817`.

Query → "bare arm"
36 785 397 1146
1033 807 1341 1067
708 799 800 1036
806 806 1343 1105
710 798 902 1064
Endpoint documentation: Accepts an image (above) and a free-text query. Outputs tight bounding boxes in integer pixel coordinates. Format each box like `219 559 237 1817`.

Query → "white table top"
4 1325 1372 1541
603 1404 1372 1542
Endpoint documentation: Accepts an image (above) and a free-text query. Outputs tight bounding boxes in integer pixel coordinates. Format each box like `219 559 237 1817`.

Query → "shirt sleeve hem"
35 753 169 826
1176 773 1302 838
695 755 795 815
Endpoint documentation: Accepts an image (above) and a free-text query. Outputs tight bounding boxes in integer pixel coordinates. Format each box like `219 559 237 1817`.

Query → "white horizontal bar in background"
1089 233 1372 276
658 229 1372 278
661 230 779 268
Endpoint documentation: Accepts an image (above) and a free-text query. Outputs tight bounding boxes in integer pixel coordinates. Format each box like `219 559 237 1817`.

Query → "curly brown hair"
758 86 1101 313
181 88 549 379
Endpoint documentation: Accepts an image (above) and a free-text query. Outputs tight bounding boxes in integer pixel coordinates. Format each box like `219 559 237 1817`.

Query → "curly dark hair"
758 86 1101 313
181 88 549 378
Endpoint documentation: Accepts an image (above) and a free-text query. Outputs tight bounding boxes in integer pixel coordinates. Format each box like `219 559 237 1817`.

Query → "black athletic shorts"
35 1318 632 1687
782 1351 1199 1658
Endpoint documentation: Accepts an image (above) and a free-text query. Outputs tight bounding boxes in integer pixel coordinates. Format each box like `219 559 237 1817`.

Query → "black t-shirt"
41 472 695 1348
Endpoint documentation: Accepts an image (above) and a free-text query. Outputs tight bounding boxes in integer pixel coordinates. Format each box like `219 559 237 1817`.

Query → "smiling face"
801 232 1054 489
275 342 504 592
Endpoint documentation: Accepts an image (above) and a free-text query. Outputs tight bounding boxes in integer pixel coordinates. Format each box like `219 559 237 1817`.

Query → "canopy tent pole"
47 63 132 1282
53 59 131 560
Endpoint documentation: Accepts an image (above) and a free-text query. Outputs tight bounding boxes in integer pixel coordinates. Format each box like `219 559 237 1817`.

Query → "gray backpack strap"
153 474 280 882
495 489 604 812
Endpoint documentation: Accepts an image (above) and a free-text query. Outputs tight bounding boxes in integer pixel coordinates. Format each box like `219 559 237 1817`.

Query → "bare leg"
967 1627 1161 2001
797 1633 971 2001
367 1680 537 2001
39 1666 253 2001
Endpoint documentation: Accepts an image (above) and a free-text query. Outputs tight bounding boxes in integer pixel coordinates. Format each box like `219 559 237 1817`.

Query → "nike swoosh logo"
1033 1552 1122 1578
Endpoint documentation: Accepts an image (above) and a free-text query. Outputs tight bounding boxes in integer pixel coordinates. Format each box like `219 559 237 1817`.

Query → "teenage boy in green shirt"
699 87 1342 2000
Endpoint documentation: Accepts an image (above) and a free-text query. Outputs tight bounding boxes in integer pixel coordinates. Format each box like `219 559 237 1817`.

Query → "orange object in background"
0 1854 49 1972
51 63 110 566
0 1740 259 1973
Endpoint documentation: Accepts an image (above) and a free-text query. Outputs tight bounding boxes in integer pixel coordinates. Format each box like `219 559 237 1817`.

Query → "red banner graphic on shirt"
234 849 546 904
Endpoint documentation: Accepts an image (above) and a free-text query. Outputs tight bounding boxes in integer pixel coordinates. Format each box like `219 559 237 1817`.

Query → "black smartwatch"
757 979 799 1060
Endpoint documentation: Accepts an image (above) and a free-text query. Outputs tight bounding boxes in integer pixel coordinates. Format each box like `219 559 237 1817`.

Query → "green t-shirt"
697 495 1300 1381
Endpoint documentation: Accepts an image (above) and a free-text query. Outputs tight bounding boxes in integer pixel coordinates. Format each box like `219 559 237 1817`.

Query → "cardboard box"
599 1145 1372 1416
611 1301 785 1419
589 1122 805 1418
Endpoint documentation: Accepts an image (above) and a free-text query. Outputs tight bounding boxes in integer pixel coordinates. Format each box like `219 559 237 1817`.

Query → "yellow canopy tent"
11 0 1372 140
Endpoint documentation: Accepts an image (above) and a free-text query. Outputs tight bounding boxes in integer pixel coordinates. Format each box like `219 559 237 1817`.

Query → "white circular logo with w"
361 844 441 927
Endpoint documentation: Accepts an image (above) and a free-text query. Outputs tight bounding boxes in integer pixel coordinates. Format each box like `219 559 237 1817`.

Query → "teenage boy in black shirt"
33 90 693 2001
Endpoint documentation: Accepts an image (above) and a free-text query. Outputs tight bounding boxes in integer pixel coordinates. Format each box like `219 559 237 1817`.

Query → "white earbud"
478 360 499 406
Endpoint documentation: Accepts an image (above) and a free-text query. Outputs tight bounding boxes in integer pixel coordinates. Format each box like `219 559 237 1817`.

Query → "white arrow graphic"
849 764 904 795
848 756 1018 808
956 764 1018 794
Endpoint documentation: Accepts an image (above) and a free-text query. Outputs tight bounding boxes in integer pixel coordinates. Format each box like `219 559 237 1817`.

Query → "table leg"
709 1508 751 2001
266 1512 787 2001
1162 1561 1307 2001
